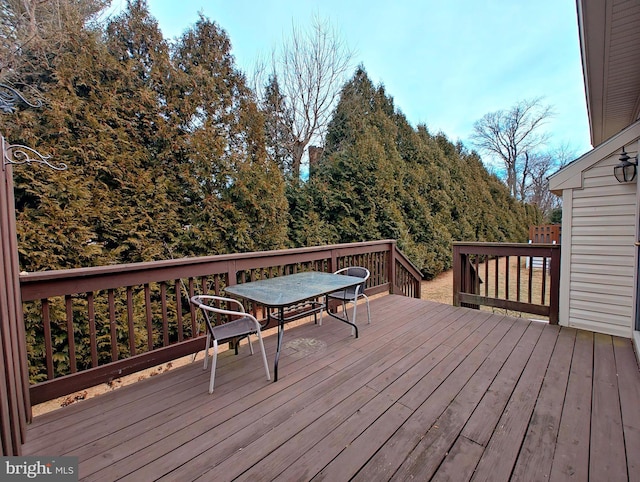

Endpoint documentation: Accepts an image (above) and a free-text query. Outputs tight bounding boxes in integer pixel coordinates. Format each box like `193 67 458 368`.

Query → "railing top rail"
19 240 401 301
394 248 423 280
453 242 560 257
20 240 398 283
452 242 560 249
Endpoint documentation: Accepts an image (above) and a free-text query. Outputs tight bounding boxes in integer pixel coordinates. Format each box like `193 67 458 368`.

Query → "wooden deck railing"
452 242 560 324
20 240 422 404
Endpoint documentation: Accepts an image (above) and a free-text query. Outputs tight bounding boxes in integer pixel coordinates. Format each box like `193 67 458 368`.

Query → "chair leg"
208 339 218 394
315 297 323 325
363 294 371 324
256 331 271 381
203 332 211 370
351 299 357 336
248 335 254 355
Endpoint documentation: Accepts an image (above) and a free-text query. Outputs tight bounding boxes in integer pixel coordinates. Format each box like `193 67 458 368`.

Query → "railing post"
1 82 58 454
453 244 461 307
329 248 337 274
549 245 561 325
389 241 397 294
227 260 237 286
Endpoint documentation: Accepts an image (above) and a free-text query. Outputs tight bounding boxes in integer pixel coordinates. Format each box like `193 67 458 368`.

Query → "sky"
108 0 593 160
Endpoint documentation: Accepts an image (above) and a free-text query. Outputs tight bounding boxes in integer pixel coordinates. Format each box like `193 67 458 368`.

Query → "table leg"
324 294 359 338
274 306 284 382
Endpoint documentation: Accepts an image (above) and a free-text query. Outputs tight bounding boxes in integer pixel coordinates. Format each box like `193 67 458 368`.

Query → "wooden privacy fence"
20 240 422 405
452 242 560 324
529 224 561 244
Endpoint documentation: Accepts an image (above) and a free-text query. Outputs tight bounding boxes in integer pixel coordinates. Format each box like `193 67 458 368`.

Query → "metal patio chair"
190 295 270 393
321 267 371 335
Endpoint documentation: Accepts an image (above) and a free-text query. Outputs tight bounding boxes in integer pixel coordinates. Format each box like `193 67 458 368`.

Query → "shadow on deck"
23 295 640 481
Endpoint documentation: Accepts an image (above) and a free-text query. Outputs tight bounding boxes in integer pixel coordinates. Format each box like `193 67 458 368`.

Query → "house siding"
565 152 636 337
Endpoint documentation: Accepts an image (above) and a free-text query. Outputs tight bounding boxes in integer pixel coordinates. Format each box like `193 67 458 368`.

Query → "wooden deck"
23 295 640 481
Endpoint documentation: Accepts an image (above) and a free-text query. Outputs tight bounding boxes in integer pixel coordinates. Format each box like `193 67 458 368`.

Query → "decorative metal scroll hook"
0 83 42 113
3 139 67 171
1 83 67 171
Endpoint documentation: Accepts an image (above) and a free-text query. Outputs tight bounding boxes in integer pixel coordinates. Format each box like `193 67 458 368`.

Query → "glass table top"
224 271 364 307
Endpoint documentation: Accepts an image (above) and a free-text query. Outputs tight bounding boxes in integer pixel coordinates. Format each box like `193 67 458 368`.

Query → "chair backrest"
190 295 248 335
335 267 370 295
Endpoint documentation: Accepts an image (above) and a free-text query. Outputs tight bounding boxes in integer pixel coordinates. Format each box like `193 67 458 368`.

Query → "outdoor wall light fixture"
614 147 638 183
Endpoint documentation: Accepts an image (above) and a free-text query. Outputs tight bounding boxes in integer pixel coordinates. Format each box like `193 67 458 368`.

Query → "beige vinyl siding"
566 153 636 337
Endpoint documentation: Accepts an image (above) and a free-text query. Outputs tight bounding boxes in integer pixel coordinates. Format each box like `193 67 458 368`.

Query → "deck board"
590 333 628 482
613 336 640 482
22 295 640 481
511 327 576 481
549 329 593 481
471 323 559 481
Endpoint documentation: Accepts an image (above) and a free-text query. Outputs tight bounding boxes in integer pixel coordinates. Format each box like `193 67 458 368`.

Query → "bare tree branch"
471 98 554 200
525 144 573 217
1 0 110 82
257 14 354 180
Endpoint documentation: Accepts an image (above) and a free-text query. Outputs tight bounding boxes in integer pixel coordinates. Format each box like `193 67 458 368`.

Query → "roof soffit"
580 0 640 147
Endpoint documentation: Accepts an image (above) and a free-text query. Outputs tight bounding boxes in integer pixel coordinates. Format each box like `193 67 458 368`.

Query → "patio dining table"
224 271 365 381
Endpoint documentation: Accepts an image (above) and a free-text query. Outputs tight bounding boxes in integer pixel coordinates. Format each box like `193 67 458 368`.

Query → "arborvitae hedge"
305 67 534 278
1 1 539 381
3 3 535 278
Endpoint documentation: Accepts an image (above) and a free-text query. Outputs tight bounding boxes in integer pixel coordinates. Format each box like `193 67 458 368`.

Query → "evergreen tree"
301 67 531 278
3 1 534 282
0 0 109 83
261 75 295 179
4 0 184 270
169 15 289 255
98 0 183 262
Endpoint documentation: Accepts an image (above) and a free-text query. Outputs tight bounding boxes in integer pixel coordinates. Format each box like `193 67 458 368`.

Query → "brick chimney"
308 145 324 167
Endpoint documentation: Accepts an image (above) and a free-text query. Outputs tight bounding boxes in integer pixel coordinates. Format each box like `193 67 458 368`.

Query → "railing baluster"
126 287 135 357
144 284 153 351
175 280 183 342
87 292 98 368
189 278 197 336
200 276 208 294
65 295 77 373
541 257 548 304
484 257 489 297
505 255 510 300
528 258 533 304
42 299 54 380
474 255 480 294
516 256 522 302
161 282 168 346
494 257 499 298
108 289 118 362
